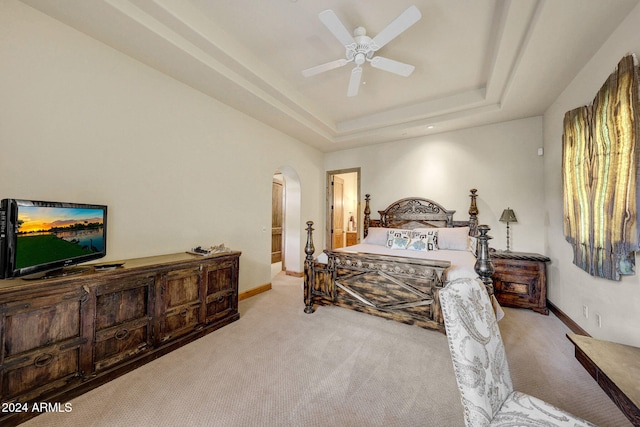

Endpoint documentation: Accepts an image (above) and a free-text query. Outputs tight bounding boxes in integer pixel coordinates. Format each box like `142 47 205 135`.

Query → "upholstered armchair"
439 278 596 427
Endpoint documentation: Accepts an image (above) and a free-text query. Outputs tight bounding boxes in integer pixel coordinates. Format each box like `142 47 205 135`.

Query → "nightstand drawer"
495 277 533 297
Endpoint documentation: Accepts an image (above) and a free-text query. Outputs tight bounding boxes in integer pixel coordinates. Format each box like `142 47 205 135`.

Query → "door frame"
326 168 361 250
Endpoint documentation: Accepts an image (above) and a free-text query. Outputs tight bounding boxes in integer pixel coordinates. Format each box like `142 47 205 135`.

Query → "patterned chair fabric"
439 278 597 427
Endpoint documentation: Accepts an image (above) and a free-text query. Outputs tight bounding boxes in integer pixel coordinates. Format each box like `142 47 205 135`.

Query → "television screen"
1 199 107 279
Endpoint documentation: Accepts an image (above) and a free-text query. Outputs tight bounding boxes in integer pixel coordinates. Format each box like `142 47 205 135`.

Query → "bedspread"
316 244 477 281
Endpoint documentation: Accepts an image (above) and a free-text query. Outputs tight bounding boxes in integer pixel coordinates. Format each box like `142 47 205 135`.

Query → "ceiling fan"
302 6 422 97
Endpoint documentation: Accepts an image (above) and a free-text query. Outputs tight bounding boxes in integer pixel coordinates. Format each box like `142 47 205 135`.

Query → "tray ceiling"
21 0 639 151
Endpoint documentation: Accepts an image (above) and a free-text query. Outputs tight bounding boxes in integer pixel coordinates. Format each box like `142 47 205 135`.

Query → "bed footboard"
304 222 453 331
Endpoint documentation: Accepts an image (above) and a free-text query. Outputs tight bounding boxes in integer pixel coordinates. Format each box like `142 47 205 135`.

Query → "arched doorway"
272 166 302 278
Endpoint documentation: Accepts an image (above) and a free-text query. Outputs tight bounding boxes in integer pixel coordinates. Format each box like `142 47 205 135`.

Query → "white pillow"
407 230 438 251
415 226 470 250
362 227 393 246
385 229 412 249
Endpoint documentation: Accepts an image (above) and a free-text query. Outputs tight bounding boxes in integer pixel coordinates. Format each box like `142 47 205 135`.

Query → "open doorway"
327 168 360 250
271 173 284 277
272 167 303 279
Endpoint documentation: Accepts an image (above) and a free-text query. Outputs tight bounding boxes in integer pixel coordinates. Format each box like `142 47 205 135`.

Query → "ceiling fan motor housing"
346 27 375 65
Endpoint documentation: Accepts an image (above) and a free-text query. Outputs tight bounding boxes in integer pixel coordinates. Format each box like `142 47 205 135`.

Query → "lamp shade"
499 208 518 223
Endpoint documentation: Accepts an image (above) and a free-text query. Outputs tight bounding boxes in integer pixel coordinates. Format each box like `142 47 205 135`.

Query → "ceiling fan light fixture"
302 6 422 97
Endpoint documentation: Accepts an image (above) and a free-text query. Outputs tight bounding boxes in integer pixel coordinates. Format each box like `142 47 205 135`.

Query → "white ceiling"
21 0 639 152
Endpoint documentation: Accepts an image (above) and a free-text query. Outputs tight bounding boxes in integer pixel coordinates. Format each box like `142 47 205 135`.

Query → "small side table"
491 251 550 315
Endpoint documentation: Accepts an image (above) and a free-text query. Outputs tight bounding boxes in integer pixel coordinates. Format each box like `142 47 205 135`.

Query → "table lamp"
499 207 517 252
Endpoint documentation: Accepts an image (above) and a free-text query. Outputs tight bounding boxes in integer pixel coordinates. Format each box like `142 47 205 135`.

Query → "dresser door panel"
95 276 154 329
93 275 154 371
162 267 202 309
1 290 87 402
4 296 82 356
205 259 237 323
2 345 81 401
160 302 202 343
94 319 151 370
158 267 203 342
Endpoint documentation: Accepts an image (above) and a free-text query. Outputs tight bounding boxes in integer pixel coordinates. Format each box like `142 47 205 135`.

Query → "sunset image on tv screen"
16 206 105 269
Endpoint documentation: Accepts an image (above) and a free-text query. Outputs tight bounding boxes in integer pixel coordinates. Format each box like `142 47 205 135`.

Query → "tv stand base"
0 251 241 427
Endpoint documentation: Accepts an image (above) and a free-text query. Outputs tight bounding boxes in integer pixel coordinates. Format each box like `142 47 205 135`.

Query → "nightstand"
491 251 550 315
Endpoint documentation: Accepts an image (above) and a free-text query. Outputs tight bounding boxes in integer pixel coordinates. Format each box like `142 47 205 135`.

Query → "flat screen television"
0 199 107 279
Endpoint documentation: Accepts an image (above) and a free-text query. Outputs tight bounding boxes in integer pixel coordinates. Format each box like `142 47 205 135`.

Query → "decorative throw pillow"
386 229 411 249
416 226 469 250
407 230 438 251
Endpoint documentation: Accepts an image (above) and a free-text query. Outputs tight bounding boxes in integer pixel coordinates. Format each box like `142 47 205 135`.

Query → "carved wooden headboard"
364 189 479 237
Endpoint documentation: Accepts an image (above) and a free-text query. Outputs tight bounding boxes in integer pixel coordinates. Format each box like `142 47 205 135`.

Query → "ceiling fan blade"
347 67 363 97
319 9 355 47
302 59 349 77
371 5 421 51
369 56 415 77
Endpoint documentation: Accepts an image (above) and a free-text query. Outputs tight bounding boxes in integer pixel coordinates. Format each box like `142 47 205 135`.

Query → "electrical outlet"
595 313 602 327
582 305 588 319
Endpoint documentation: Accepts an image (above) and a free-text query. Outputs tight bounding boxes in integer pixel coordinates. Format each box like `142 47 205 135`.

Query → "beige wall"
544 3 640 347
0 1 325 292
325 117 546 254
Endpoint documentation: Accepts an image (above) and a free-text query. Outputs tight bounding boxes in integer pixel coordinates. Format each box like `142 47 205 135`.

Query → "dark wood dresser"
491 251 550 315
0 251 240 427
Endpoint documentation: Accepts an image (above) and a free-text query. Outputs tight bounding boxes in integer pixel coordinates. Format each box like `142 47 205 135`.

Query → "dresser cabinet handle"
180 308 188 317
216 295 225 303
114 329 129 340
34 353 54 367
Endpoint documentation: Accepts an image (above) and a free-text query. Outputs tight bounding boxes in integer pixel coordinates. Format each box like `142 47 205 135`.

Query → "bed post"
468 188 479 237
363 194 371 238
304 221 316 314
474 224 495 295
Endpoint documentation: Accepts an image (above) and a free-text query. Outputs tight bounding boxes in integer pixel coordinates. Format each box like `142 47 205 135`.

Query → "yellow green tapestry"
563 54 640 280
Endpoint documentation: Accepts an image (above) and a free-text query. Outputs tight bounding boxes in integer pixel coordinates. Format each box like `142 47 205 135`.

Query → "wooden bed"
303 189 494 333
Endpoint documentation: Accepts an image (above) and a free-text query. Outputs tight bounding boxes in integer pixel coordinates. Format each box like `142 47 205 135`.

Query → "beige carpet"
23 273 631 427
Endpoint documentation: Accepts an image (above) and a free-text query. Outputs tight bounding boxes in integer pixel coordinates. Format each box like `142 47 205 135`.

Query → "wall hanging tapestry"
563 54 640 280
